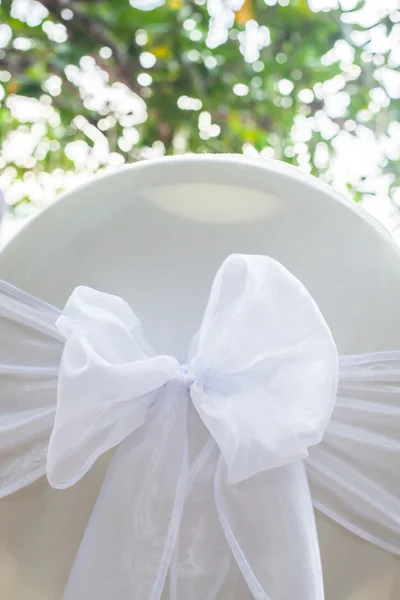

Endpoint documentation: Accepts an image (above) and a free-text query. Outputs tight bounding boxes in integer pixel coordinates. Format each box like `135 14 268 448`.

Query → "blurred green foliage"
0 0 399 213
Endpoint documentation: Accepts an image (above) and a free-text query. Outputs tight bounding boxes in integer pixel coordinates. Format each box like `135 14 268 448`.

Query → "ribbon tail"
169 438 231 600
62 383 189 600
215 457 324 600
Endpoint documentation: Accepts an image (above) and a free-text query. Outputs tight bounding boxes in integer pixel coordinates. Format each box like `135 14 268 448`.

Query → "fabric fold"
215 458 324 600
63 383 189 600
0 281 61 498
308 352 400 555
168 440 231 600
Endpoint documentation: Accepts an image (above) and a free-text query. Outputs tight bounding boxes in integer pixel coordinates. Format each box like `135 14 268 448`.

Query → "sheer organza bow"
45 254 338 600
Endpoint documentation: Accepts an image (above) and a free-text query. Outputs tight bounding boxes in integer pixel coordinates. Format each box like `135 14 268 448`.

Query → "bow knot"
178 363 195 387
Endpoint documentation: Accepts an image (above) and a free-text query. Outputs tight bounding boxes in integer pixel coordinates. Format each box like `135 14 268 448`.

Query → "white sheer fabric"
309 352 400 555
0 254 399 600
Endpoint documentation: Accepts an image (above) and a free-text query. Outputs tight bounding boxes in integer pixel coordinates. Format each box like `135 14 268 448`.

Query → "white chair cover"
0 254 399 600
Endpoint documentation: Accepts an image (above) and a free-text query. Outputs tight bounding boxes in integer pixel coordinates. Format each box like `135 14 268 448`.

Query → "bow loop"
47 286 180 489
190 254 338 483
56 285 154 358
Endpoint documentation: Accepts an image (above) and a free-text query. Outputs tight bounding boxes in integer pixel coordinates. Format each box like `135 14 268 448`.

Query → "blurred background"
0 0 399 244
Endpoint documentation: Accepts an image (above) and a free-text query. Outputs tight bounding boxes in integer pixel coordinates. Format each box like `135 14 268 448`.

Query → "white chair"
0 155 399 599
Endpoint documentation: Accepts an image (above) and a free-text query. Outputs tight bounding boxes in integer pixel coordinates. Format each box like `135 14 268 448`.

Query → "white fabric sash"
0 254 399 600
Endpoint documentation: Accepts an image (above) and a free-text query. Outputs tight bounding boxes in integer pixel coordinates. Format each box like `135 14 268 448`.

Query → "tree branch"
38 0 142 94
